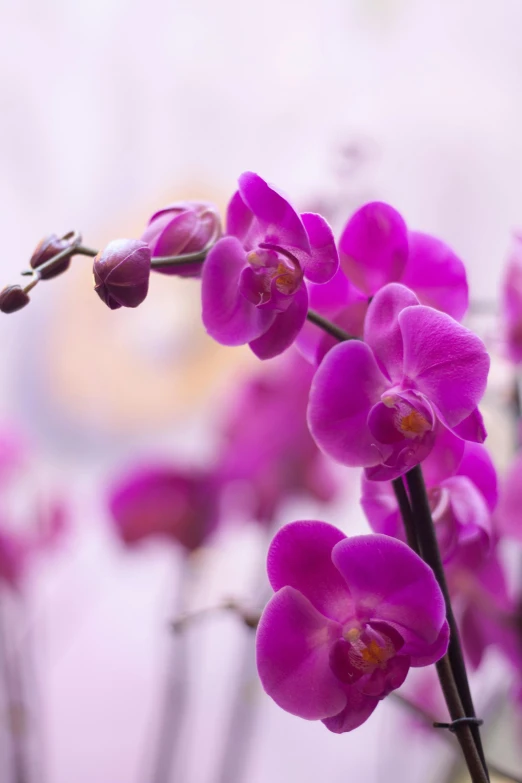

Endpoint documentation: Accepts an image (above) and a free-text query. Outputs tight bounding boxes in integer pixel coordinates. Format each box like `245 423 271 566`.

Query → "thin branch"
391 693 522 783
305 310 356 342
405 465 489 780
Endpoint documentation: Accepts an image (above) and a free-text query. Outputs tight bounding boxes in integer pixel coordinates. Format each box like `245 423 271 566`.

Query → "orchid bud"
30 233 73 279
141 201 221 278
0 286 31 314
93 239 151 310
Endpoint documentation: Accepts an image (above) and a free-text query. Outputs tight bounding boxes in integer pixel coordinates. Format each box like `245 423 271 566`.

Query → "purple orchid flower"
256 521 449 733
502 234 522 364
446 543 518 671
201 172 338 359
495 452 522 540
298 203 468 365
361 430 497 561
308 283 489 479
108 465 220 553
217 352 338 524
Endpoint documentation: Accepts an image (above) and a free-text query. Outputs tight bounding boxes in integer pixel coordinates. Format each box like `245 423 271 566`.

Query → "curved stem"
391 693 522 783
434 656 489 783
391 477 418 550
305 310 355 342
150 250 207 269
405 465 489 780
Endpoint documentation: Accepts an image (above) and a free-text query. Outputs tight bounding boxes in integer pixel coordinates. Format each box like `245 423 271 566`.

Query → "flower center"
239 247 303 310
329 622 409 698
382 394 432 439
341 626 396 671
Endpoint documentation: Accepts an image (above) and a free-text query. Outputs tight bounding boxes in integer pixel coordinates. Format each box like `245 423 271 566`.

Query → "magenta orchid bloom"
108 465 220 553
298 203 468 365
495 452 522 540
502 233 522 364
446 544 518 671
202 172 338 359
308 283 489 479
218 352 338 524
361 430 497 561
340 201 468 314
256 521 449 733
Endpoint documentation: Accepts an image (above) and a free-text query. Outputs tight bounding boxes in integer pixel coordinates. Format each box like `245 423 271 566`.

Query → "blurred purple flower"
108 465 220 553
202 172 338 359
339 202 468 315
299 204 468 365
141 201 221 278
93 239 151 310
502 234 522 364
0 499 67 590
447 544 519 671
308 283 489 479
361 430 497 561
218 352 338 524
256 521 449 733
495 452 522 539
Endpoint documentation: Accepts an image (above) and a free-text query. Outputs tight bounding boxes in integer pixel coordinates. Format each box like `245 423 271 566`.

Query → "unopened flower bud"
93 239 151 310
0 286 31 314
141 201 221 278
30 233 74 279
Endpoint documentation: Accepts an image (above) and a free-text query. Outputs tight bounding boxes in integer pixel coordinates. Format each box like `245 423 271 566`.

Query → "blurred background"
1 0 522 781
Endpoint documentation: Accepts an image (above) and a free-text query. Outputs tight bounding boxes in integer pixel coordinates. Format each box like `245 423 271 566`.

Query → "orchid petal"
308 341 389 467
299 213 339 283
332 534 446 647
321 691 379 733
399 306 490 427
238 172 310 253
363 283 419 382
256 586 345 720
249 283 308 359
339 202 408 295
201 236 274 345
401 232 468 321
267 520 352 622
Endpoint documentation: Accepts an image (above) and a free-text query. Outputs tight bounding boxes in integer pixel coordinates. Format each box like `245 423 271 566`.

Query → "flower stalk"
404 466 489 782
308 311 489 781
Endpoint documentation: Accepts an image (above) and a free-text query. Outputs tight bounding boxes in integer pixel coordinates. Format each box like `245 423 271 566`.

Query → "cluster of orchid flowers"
7 170 522 782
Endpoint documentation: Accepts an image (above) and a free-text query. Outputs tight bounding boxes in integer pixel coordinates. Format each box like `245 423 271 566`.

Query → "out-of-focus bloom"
0 499 66 590
141 201 222 278
495 453 522 539
93 239 151 310
0 285 31 314
298 203 468 365
217 352 338 524
361 431 497 561
0 428 67 590
0 427 67 590
256 521 449 733
30 233 74 279
108 465 220 553
202 172 338 359
502 234 522 364
308 283 489 480
339 202 468 315
447 544 519 671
